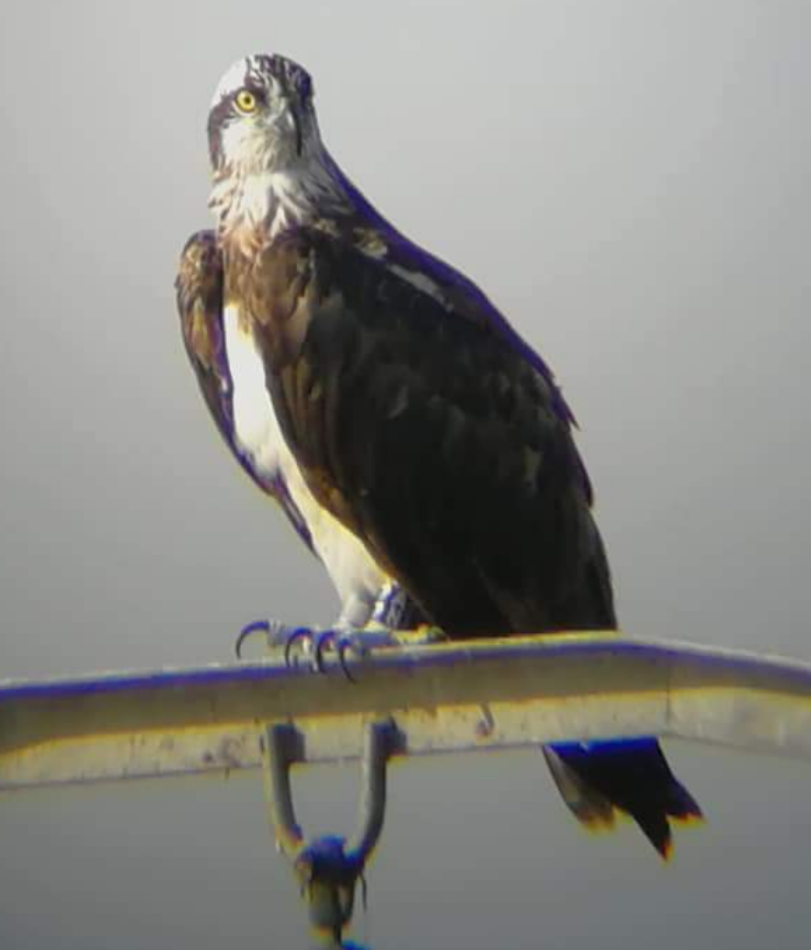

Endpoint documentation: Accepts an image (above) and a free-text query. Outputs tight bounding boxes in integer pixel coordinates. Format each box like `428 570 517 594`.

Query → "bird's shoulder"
247 219 579 439
249 219 592 500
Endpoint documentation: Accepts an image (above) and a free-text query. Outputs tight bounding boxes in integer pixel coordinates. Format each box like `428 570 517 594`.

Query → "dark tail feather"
543 737 702 859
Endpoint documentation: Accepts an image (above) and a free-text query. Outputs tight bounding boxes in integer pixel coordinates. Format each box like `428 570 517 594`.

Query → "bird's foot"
235 618 317 662
312 624 447 680
234 619 368 674
309 625 394 681
235 618 445 680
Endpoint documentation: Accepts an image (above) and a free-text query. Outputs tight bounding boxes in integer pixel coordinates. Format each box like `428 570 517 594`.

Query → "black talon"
337 640 357 683
235 619 270 659
284 626 313 668
314 630 337 673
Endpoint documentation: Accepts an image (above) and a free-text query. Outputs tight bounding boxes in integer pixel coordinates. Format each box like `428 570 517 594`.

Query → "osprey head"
207 54 316 174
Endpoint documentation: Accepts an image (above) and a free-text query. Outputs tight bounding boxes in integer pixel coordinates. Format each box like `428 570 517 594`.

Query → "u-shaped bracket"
261 720 399 944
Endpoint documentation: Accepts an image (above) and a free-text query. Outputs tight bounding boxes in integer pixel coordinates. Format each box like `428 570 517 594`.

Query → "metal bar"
261 724 304 857
2 632 811 791
346 721 397 860
261 721 396 945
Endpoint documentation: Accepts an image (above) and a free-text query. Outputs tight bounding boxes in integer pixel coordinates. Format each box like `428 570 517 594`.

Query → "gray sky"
1 1 810 947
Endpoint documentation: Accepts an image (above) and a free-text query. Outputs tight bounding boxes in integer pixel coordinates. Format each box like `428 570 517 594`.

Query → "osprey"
176 53 701 857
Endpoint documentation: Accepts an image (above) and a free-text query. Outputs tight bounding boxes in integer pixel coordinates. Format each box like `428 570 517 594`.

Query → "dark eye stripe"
207 94 235 166
208 83 268 165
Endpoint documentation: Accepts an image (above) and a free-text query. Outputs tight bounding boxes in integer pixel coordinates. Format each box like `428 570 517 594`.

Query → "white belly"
223 304 386 625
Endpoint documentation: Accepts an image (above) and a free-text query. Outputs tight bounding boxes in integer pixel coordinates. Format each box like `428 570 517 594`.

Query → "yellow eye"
235 89 258 114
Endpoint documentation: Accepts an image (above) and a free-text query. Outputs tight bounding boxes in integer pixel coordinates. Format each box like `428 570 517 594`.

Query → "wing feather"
175 230 315 552
176 231 236 452
250 227 613 637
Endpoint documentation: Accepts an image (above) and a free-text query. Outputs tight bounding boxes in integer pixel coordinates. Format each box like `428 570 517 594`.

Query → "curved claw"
337 639 358 683
235 620 270 660
284 626 314 669
314 630 358 682
314 630 337 673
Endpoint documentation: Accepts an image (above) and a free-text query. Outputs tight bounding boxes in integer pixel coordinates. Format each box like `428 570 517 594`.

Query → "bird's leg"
313 585 446 677
308 593 383 680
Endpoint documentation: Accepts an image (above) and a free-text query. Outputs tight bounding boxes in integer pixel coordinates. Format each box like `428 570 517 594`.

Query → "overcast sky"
1 2 810 948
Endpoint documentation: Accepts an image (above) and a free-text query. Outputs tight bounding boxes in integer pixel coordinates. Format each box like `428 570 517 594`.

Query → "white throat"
209 148 351 244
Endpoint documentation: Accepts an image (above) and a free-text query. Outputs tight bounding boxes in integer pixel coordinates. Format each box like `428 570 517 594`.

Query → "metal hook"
261 720 399 946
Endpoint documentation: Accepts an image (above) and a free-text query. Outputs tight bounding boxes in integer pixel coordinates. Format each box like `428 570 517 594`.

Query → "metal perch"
4 633 811 791
5 632 811 943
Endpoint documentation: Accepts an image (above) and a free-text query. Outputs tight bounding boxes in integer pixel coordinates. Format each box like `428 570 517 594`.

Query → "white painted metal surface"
2 632 810 792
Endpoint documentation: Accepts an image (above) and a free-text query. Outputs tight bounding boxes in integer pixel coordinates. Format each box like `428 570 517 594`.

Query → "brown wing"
244 226 614 638
176 231 235 446
175 230 315 552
